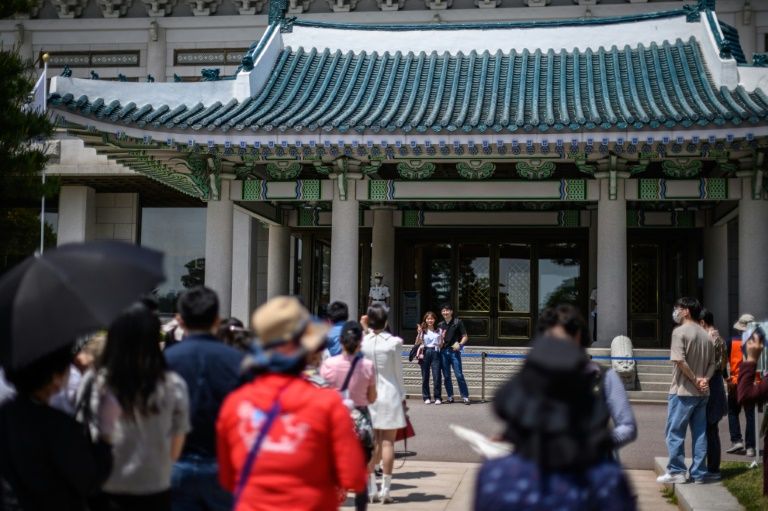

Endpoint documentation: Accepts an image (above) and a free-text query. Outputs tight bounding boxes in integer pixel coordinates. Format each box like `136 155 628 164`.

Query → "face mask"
672 309 683 324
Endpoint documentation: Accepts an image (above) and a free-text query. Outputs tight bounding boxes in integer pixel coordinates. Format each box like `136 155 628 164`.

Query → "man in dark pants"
165 287 244 511
438 304 470 405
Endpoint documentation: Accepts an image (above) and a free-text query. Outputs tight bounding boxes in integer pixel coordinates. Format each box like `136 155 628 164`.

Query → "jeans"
171 456 232 511
727 387 756 449
665 394 709 480
421 348 442 401
440 349 469 400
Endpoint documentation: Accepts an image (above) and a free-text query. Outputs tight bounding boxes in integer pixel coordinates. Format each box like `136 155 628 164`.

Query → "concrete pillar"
255 224 269 307
330 178 360 318
15 23 33 63
204 180 233 317
704 221 730 337
231 209 259 323
146 21 166 82
371 206 396 324
57 185 95 245
595 178 628 346
266 224 290 299
738 177 768 320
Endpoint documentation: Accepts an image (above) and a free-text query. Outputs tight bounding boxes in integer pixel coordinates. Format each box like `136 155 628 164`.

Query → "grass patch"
721 461 768 511
660 486 677 505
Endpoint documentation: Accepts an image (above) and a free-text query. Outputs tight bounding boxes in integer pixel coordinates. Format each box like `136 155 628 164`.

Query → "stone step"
638 373 673 383
637 381 670 392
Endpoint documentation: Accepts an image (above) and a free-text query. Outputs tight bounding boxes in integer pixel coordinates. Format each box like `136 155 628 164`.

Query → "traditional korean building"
4 0 768 347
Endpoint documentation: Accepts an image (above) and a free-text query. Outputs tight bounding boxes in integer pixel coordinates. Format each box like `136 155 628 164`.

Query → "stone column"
330 176 360 319
703 221 730 337
738 176 768 320
371 205 396 324
146 21 166 82
266 224 290 298
205 180 233 317
231 209 259 323
595 176 628 346
57 185 95 245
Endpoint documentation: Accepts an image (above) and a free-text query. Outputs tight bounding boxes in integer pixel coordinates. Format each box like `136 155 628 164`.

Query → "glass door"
457 243 492 343
497 243 533 341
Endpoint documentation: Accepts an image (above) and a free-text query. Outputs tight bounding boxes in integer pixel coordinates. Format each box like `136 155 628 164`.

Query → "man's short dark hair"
536 304 590 347
177 286 219 330
675 297 702 322
441 303 453 312
5 344 74 395
367 303 389 331
328 301 349 323
699 308 714 327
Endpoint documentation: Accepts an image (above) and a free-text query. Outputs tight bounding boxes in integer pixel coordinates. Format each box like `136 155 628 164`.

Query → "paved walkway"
341 461 675 510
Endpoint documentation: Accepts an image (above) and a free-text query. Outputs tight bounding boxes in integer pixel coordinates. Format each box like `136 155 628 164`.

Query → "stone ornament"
141 0 177 15
287 0 311 12
326 0 358 12
185 0 222 15
232 0 265 14
524 0 549 5
376 0 405 10
457 160 495 180
474 0 501 8
98 0 134 17
516 160 555 180
51 0 89 18
266 161 302 180
425 0 451 9
611 335 636 390
661 159 702 178
397 160 435 180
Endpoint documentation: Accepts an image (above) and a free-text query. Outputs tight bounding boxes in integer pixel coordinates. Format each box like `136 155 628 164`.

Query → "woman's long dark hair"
341 321 363 354
100 303 166 419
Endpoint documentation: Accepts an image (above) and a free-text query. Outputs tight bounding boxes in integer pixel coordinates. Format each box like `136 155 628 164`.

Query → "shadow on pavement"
396 492 449 503
393 470 437 480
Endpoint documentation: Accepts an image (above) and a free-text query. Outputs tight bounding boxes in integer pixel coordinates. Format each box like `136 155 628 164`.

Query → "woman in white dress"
361 303 406 504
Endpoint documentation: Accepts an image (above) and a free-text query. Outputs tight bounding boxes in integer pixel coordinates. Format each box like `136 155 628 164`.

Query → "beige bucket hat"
734 313 756 332
252 296 329 352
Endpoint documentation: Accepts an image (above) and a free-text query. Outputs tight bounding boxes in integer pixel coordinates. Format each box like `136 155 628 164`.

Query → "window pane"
428 244 452 313
458 244 491 311
499 243 530 312
140 208 206 314
538 243 581 310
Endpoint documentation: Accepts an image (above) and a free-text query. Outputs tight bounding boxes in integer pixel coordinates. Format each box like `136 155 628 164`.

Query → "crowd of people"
1 275 767 510
655 299 768 490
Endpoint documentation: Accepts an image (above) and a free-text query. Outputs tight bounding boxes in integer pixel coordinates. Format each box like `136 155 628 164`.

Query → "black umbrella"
0 240 165 369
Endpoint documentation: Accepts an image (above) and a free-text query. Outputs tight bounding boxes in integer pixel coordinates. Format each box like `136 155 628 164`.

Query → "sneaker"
434 399 442 405
693 479 706 485
446 397 454 404
463 397 471 405
379 488 393 504
424 399 431 404
746 448 756 457
726 441 745 454
656 472 687 484
702 472 722 482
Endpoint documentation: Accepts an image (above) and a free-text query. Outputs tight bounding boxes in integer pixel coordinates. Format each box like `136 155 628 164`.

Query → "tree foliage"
1 0 57 272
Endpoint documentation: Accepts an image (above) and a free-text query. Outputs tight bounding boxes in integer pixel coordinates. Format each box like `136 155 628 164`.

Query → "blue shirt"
475 454 635 511
164 334 244 459
326 322 344 357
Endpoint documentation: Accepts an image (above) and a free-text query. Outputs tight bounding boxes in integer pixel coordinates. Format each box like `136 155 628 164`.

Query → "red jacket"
216 373 366 511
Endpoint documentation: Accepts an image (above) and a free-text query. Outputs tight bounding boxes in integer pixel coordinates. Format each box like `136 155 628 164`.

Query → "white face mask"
672 309 684 324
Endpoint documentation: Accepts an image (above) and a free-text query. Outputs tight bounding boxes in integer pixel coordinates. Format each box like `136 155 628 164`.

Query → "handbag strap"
341 354 362 393
233 381 293 506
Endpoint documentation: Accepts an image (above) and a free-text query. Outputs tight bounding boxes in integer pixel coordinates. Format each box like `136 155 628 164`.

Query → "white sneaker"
726 441 745 454
434 399 442 405
746 448 756 457
424 399 431 404
656 472 687 484
379 488 393 504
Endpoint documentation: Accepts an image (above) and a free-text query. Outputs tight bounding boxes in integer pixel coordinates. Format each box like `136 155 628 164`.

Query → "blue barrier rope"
402 351 669 361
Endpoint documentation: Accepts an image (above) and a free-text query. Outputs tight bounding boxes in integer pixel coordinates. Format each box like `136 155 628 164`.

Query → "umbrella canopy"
0 241 164 370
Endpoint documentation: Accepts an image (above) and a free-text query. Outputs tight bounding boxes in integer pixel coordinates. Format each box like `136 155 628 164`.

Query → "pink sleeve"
320 360 334 384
